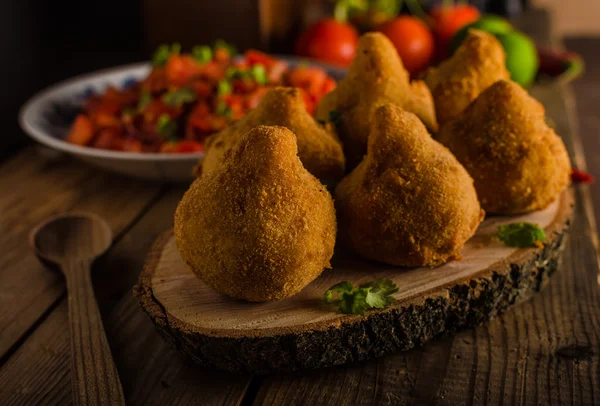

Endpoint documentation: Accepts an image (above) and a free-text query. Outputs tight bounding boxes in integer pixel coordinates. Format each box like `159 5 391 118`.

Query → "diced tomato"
187 102 212 132
143 99 179 123
232 78 257 93
268 61 288 83
93 128 119 149
143 67 168 92
66 115 95 146
174 140 204 153
233 60 249 70
322 77 337 95
298 88 316 115
245 87 271 110
122 138 143 152
287 66 327 98
92 112 121 128
159 142 179 153
223 94 245 119
214 48 231 63
190 80 213 99
85 98 121 117
245 50 277 68
198 61 225 81
165 55 201 86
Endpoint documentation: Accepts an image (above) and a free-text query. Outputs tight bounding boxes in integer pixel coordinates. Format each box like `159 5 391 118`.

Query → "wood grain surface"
0 7 599 405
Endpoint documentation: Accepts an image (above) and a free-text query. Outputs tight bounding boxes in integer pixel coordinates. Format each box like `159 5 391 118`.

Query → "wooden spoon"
30 213 125 406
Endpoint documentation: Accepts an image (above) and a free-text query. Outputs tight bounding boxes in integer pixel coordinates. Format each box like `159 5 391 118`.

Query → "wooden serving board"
135 190 573 374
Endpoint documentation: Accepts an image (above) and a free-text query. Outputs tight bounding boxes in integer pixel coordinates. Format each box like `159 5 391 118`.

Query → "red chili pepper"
571 169 594 184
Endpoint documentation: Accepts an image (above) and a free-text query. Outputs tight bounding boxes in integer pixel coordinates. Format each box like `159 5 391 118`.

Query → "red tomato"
159 142 178 153
430 5 480 60
66 115 95 146
322 77 337 95
92 112 121 128
268 61 288 83
377 16 435 76
165 55 200 86
245 50 277 68
287 66 327 97
175 140 204 153
93 128 118 149
120 138 142 152
295 19 359 67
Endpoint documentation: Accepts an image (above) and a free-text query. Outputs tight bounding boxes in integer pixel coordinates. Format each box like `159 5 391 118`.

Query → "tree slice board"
135 190 573 374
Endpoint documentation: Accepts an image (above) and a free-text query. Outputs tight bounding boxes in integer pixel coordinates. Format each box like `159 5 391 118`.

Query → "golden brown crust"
436 80 572 214
315 32 438 169
175 125 337 302
335 105 484 267
199 87 345 183
425 29 510 125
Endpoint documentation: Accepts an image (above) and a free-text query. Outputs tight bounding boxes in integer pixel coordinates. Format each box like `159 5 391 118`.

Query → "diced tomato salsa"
66 42 337 153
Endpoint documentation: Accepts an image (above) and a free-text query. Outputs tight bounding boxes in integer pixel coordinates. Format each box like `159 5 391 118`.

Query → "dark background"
1 0 144 160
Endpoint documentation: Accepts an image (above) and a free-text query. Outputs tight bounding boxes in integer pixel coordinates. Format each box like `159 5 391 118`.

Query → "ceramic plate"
19 59 346 182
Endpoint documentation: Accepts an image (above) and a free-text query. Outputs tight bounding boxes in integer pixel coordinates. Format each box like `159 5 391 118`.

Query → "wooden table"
1 9 599 405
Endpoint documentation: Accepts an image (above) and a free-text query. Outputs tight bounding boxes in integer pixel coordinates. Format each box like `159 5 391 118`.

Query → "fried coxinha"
315 32 438 169
198 87 345 184
175 125 336 302
335 104 484 267
437 79 571 214
425 29 510 126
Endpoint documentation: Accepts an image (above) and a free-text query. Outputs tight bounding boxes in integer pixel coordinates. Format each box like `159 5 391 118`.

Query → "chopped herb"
324 279 399 315
496 222 546 248
297 60 310 68
121 107 136 117
162 88 196 107
137 90 152 111
217 80 232 96
152 43 181 67
328 110 343 125
225 67 238 80
371 0 401 16
317 119 327 126
215 101 232 118
156 114 177 139
214 39 237 56
192 45 212 64
226 66 251 81
251 64 268 84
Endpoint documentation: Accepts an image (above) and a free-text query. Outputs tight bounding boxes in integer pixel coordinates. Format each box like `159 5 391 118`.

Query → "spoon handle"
64 260 125 406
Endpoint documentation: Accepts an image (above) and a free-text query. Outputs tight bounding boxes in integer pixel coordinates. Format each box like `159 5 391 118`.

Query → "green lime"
450 15 513 54
496 31 539 86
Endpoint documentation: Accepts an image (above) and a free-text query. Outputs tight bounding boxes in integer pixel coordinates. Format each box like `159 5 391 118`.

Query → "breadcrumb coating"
425 29 510 125
176 125 337 302
315 32 437 169
335 104 484 267
436 79 571 214
199 87 345 183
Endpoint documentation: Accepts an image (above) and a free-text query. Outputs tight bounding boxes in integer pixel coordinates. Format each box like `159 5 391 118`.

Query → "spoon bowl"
30 213 112 265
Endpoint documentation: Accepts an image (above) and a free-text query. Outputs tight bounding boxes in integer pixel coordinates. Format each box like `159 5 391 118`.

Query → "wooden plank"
0 187 252 405
0 147 164 361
